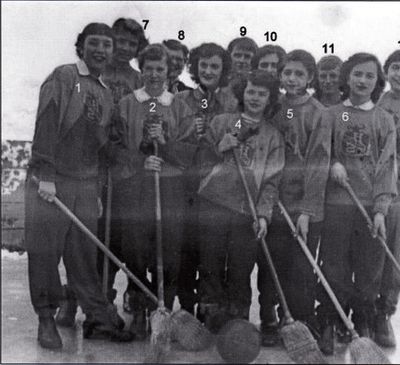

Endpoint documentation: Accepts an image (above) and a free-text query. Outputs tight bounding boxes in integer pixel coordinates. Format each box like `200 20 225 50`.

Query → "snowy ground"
2 250 400 364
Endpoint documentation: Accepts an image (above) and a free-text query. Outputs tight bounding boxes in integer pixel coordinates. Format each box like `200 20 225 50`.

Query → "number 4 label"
235 120 241 128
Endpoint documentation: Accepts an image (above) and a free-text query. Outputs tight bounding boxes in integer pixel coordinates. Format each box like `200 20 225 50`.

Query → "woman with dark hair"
25 22 133 349
258 49 330 347
251 44 287 77
375 49 400 348
315 55 343 106
317 52 397 354
116 43 189 339
196 70 284 331
97 17 148 314
173 42 237 318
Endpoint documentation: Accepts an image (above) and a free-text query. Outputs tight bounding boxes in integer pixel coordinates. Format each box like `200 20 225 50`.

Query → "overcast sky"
2 1 400 140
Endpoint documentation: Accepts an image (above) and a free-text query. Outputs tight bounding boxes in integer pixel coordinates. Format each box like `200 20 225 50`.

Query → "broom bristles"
349 337 391 364
145 308 172 363
170 309 213 351
280 320 327 364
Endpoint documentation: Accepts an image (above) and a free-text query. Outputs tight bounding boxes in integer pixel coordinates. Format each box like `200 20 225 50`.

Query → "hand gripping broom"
31 176 211 356
232 150 327 364
342 180 400 275
277 200 391 364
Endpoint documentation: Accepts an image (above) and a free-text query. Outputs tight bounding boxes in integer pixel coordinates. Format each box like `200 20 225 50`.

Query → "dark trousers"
377 197 400 315
198 198 258 318
97 178 126 303
25 175 113 327
177 173 201 312
257 214 321 325
121 174 184 310
318 204 386 322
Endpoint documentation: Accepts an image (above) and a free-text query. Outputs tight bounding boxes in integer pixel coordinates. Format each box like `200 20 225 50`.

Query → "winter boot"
38 316 62 349
129 310 148 340
55 285 77 327
375 313 396 348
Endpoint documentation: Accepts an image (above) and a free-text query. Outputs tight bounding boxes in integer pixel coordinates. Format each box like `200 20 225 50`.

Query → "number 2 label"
149 102 156 113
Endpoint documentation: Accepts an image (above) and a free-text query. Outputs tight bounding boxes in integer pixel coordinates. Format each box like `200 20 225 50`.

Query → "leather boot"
83 320 135 342
55 285 77 327
199 303 231 334
38 316 62 349
353 311 373 339
375 313 396 348
129 310 148 340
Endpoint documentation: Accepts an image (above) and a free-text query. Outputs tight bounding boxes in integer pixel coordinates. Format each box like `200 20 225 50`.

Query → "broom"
277 200 391 364
31 176 211 353
232 150 327 364
146 140 171 363
342 180 400 275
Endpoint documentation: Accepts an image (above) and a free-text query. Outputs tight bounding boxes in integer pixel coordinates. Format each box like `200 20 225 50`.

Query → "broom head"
170 309 212 351
280 320 327 364
349 336 391 364
216 319 261 364
146 307 172 363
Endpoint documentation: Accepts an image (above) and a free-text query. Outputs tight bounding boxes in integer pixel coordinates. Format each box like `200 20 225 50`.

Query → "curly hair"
227 37 258 55
188 43 232 87
339 52 385 103
282 49 317 79
138 43 171 72
251 44 287 71
112 18 149 55
232 70 281 118
75 23 115 59
383 50 400 74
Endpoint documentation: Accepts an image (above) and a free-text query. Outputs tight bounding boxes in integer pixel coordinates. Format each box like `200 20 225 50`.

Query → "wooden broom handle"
153 140 165 309
232 149 294 324
342 181 400 275
277 200 358 338
31 175 158 304
102 169 112 296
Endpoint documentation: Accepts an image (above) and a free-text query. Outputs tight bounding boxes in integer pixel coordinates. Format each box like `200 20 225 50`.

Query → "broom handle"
343 181 400 275
233 150 294 324
154 141 165 309
277 200 358 337
31 175 158 304
102 169 112 296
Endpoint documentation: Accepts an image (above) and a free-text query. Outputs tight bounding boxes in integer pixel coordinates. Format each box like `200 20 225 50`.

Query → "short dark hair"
188 43 231 87
75 23 115 59
227 37 258 55
162 39 189 60
283 49 317 79
251 44 286 70
232 70 281 118
112 18 149 55
138 44 170 72
339 52 385 103
383 50 400 74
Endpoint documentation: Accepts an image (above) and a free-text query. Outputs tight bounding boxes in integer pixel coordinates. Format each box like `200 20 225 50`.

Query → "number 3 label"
201 98 208 109
342 112 349 122
286 109 294 119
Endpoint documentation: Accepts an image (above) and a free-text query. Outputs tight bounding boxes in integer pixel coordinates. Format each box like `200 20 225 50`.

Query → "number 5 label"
286 109 294 119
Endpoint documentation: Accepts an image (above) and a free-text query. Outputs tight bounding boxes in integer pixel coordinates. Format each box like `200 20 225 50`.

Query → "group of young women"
26 18 399 355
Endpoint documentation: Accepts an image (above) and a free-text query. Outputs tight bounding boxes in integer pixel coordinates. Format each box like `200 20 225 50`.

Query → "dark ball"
217 319 261 364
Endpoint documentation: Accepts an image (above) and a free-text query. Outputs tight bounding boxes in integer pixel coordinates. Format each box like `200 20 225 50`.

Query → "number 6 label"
342 112 349 122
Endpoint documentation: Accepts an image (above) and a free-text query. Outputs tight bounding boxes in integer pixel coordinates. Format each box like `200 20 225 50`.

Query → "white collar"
76 60 107 88
134 87 174 106
343 98 375 111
